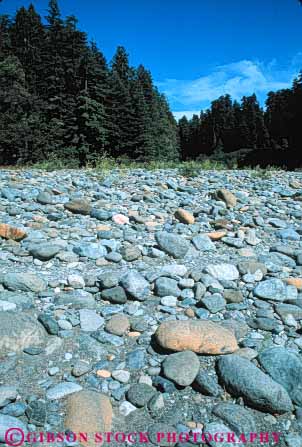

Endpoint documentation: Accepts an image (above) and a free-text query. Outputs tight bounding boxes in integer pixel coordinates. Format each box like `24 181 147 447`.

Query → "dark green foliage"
0 1 178 165
178 81 302 168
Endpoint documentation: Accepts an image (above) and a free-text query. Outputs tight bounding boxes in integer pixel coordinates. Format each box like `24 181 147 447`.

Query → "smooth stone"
155 277 181 297
162 351 200 386
29 243 62 261
64 198 91 215
126 384 156 407
3 273 46 293
212 402 256 434
258 346 302 406
155 320 238 354
65 391 112 447
217 354 293 414
0 414 28 443
0 386 18 408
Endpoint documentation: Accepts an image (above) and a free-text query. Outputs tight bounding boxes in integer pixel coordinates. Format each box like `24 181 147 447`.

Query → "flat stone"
46 382 83 400
155 277 180 297
79 309 104 332
0 386 18 408
254 278 289 301
101 286 127 304
212 402 256 434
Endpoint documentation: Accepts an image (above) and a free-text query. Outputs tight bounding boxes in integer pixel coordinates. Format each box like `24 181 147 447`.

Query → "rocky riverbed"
1 168 302 447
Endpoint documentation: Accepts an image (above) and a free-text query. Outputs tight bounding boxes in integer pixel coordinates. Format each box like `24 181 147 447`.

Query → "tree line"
0 0 179 165
0 0 301 168
178 77 302 168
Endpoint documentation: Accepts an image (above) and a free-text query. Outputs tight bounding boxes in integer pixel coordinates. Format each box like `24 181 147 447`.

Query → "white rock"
0 301 16 311
79 309 104 332
119 401 137 416
67 274 85 289
111 370 130 383
46 382 82 400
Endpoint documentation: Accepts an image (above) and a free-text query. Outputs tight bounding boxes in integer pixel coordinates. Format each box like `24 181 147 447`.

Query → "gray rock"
79 309 104 332
162 351 200 386
120 271 150 300
275 303 302 321
0 414 28 443
192 234 215 251
194 371 221 396
212 402 256 434
254 278 289 301
217 354 293 414
201 293 226 313
148 422 176 446
29 243 62 261
155 231 190 258
126 384 156 407
0 312 46 355
73 243 107 259
155 277 181 297
204 422 237 447
258 346 302 406
126 349 145 370
101 286 127 304
3 273 46 292
0 386 18 408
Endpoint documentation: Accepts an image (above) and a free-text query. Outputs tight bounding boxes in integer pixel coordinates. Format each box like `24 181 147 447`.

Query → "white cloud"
157 56 301 117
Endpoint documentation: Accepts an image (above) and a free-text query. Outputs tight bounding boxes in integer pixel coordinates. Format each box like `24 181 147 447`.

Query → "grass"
5 154 284 177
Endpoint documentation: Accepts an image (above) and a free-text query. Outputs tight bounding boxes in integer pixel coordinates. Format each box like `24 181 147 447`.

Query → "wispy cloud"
157 55 302 119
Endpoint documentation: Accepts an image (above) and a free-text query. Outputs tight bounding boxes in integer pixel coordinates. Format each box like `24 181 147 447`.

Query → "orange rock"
174 208 195 225
96 370 111 378
206 230 227 240
155 320 238 355
284 278 302 290
0 223 27 241
65 391 112 447
215 189 237 207
185 308 195 318
96 224 111 231
128 331 141 337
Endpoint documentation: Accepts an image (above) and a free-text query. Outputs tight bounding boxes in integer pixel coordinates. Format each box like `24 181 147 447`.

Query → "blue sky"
1 0 302 118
